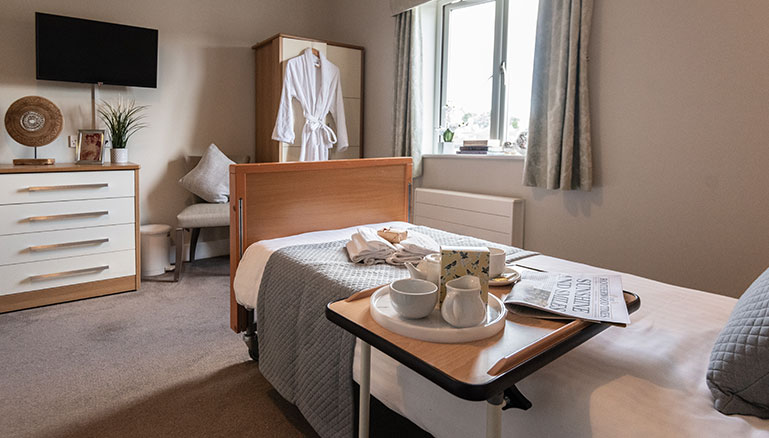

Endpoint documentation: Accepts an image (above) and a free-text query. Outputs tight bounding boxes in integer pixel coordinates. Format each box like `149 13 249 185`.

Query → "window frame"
434 0 511 153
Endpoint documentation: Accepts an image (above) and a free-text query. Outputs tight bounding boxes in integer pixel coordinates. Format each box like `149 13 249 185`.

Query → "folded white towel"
385 252 424 266
385 231 440 266
346 227 396 265
346 228 440 266
398 231 440 256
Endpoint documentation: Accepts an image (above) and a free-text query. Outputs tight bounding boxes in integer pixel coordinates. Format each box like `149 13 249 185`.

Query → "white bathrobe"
272 49 348 161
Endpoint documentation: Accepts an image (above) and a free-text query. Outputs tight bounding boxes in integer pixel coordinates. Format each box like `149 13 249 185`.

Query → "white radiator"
413 188 524 247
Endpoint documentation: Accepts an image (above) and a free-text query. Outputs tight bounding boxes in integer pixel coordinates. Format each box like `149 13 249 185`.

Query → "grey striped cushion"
178 144 234 203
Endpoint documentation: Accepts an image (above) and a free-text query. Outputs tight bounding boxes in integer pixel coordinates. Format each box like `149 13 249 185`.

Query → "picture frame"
76 129 105 164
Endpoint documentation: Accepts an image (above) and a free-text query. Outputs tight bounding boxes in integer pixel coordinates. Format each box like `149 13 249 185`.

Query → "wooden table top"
0 162 140 174
326 263 640 401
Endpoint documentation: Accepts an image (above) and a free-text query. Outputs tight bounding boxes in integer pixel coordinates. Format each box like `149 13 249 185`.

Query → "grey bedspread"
256 226 537 438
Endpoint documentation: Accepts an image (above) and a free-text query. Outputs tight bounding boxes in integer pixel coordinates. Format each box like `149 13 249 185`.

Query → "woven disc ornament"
5 96 63 147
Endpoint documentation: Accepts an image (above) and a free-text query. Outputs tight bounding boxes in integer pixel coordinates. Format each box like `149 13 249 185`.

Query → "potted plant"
98 97 148 164
437 104 467 150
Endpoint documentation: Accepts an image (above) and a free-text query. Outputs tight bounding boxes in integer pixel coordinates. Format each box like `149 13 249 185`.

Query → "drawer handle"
28 265 109 282
27 183 109 192
29 238 110 252
27 211 109 222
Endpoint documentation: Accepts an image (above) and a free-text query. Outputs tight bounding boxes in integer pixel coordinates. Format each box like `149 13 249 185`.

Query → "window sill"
422 153 524 161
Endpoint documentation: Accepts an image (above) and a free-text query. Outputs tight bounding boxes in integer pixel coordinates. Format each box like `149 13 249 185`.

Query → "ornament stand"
6 95 63 166
12 146 55 166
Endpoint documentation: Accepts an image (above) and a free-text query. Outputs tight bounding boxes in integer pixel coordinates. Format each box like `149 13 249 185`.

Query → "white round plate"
489 267 521 287
369 286 507 344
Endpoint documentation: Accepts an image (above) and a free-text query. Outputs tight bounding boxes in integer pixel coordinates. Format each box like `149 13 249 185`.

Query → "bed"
228 158 769 438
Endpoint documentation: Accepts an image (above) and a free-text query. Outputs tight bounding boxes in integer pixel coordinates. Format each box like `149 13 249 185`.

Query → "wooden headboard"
228 158 413 332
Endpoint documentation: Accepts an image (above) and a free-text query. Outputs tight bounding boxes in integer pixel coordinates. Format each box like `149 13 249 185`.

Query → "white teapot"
441 275 487 328
404 253 441 287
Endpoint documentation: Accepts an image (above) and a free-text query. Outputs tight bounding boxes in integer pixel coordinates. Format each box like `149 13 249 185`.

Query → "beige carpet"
0 257 429 438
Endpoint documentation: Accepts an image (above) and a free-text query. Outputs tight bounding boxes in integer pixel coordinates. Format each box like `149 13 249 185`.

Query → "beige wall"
419 0 769 297
320 0 769 297
0 0 332 255
326 0 397 158
3 0 767 297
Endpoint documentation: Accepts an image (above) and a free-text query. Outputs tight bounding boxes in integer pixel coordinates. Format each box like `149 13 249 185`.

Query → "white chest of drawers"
0 163 140 313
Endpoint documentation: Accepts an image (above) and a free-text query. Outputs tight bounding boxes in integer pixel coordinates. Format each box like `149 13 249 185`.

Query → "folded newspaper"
504 272 631 326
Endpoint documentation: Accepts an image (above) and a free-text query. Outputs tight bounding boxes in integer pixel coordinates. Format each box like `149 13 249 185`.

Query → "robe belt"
303 113 338 146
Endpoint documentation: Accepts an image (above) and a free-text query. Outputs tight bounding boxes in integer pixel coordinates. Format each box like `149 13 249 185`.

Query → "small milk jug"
441 275 487 328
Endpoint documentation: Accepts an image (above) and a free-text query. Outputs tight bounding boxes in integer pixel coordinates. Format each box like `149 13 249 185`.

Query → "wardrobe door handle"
27 211 109 222
28 265 109 282
27 183 109 192
28 238 110 252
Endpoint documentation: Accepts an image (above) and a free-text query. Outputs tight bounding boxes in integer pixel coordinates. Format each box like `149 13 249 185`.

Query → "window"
436 0 539 154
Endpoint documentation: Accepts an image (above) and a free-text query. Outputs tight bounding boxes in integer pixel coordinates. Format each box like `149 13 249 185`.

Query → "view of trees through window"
440 0 539 153
442 1 496 143
504 0 539 152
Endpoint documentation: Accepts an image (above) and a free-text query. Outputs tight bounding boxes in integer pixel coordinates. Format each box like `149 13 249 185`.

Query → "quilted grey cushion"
707 266 769 418
178 144 234 203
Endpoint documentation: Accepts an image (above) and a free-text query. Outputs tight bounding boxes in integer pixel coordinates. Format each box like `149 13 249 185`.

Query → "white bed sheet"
234 228 769 437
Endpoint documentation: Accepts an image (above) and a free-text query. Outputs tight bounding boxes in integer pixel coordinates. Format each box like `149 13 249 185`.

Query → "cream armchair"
174 154 250 281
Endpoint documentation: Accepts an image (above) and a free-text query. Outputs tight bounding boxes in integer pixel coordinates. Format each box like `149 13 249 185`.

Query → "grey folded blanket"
256 226 537 438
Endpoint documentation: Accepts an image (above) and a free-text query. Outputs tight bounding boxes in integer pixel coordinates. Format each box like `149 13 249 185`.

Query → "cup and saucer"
489 267 521 286
488 247 520 286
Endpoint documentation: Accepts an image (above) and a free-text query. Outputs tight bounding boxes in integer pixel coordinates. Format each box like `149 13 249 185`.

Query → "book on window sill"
459 146 489 151
503 271 631 326
463 139 500 147
456 150 488 155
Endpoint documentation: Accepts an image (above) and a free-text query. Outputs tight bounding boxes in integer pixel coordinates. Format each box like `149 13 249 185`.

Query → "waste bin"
140 224 173 277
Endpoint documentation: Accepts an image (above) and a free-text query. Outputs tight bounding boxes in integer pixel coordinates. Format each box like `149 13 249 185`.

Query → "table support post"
486 393 504 438
359 340 371 438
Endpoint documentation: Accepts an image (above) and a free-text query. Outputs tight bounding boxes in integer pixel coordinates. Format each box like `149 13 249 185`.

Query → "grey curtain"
523 0 594 191
393 8 424 177
390 0 431 16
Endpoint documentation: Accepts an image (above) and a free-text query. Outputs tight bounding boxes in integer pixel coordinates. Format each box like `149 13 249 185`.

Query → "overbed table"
326 265 641 438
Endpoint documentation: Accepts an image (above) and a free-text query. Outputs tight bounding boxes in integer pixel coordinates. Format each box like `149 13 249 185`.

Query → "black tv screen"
36 12 158 88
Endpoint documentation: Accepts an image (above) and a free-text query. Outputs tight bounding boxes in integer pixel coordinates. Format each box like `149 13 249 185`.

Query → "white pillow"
178 143 235 203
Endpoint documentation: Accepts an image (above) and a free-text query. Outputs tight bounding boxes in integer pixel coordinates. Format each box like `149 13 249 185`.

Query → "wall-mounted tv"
36 12 158 88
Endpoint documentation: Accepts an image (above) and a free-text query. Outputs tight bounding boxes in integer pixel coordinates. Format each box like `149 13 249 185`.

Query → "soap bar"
377 227 408 244
440 246 490 307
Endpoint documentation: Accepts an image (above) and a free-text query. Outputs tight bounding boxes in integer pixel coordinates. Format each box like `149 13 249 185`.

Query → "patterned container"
439 246 490 307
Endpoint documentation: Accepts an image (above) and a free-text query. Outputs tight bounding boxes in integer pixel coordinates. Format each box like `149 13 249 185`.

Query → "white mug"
441 275 487 328
488 247 506 278
389 278 439 319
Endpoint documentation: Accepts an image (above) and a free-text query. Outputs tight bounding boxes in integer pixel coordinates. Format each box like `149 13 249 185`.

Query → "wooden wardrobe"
253 34 364 162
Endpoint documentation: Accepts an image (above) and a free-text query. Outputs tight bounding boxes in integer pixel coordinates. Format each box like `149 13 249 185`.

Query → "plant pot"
110 148 128 164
